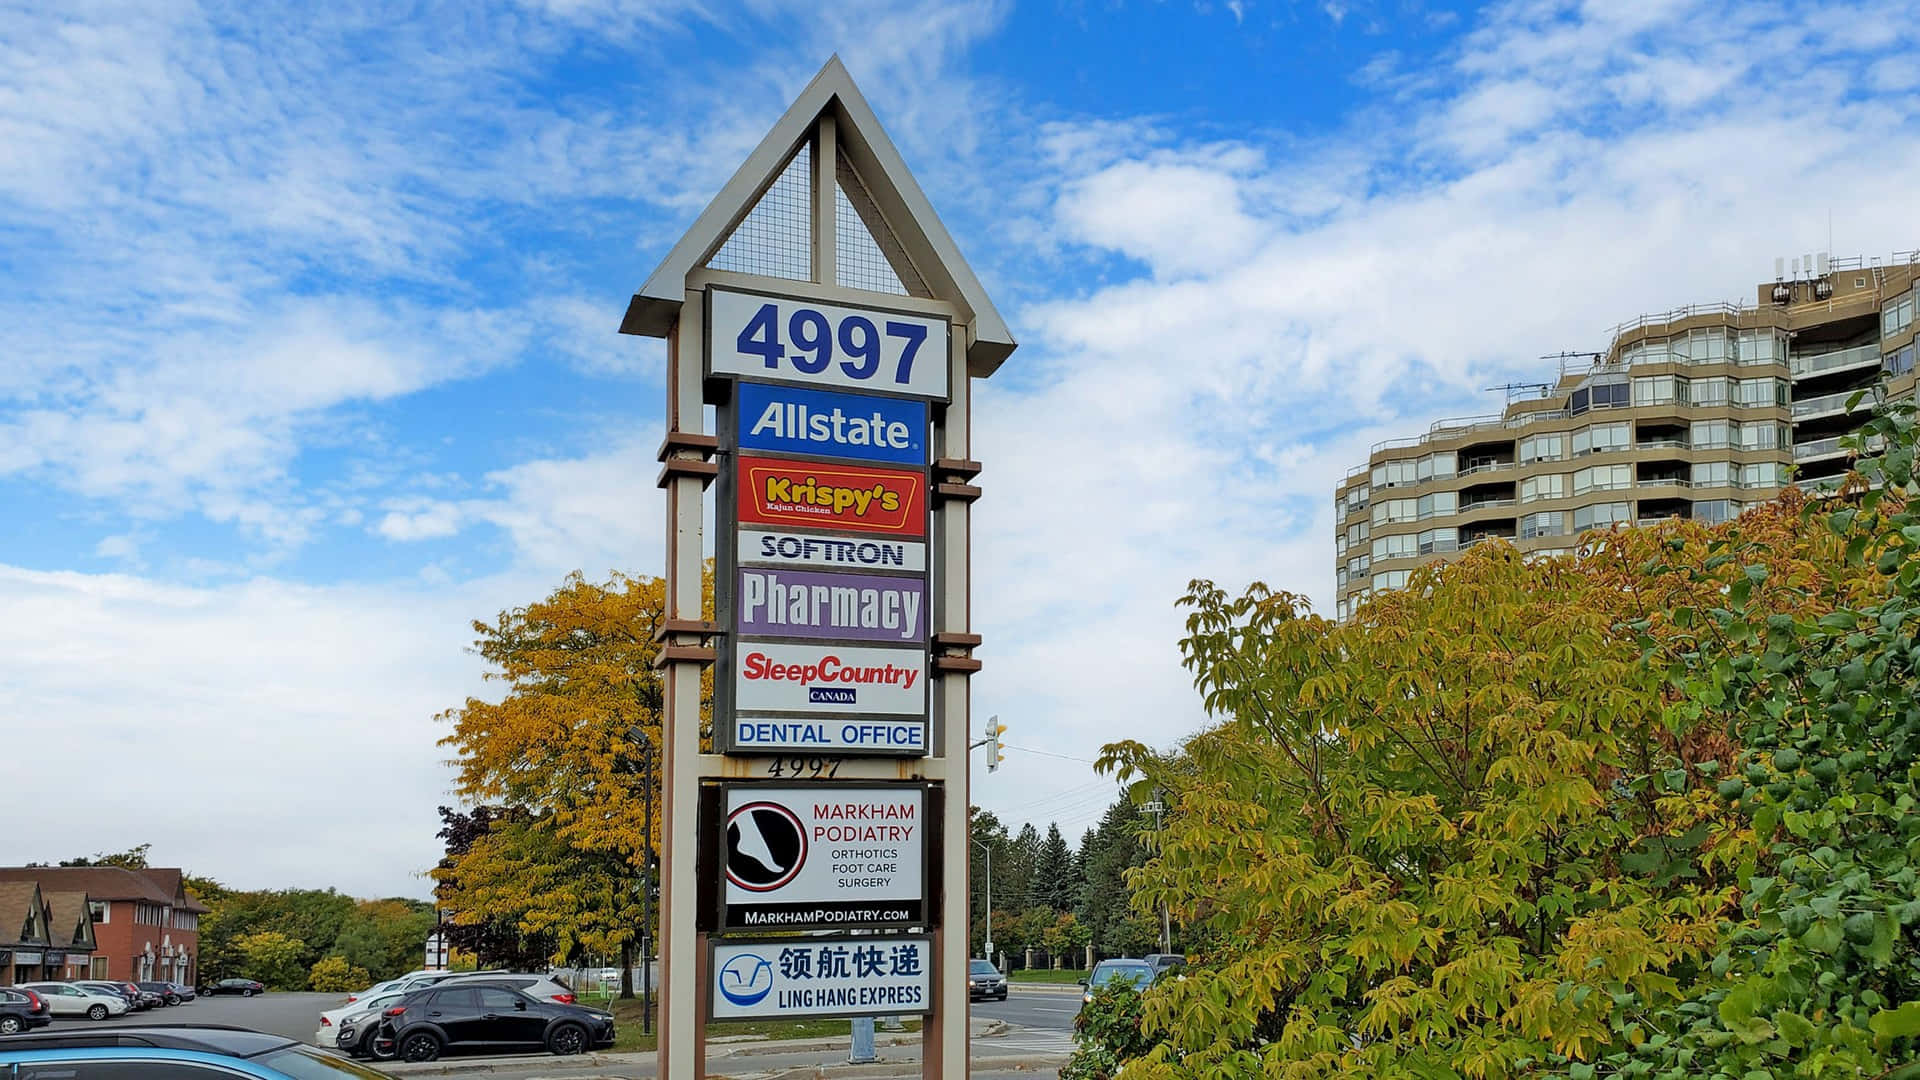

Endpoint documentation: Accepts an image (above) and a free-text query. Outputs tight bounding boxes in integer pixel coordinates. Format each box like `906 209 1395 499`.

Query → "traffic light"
983 716 1007 773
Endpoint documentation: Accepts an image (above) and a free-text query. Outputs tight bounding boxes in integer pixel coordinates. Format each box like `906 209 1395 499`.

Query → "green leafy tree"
1077 800 1157 957
1604 404 1920 1078
1063 982 1155 1080
234 930 308 990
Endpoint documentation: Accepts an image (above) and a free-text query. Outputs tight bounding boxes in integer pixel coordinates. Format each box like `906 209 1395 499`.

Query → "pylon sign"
715 304 941 753
624 54 1013 1080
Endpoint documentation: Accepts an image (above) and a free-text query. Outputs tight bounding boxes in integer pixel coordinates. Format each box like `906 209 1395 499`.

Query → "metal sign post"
622 57 1014 1080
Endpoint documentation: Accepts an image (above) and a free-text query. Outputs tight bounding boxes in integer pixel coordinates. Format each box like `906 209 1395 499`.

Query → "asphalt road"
973 985 1080 1033
56 991 344 1043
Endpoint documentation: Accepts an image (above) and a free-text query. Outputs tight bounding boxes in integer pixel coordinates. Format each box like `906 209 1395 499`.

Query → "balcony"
1790 343 1880 379
1791 386 1882 421
1636 438 1689 451
1792 436 1850 462
1458 460 1515 477
1460 497 1517 512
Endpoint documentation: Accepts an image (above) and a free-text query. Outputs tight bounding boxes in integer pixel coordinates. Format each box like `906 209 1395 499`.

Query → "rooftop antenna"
1484 381 1552 405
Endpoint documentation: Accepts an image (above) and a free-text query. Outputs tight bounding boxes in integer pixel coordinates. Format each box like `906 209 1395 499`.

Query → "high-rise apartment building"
1333 253 1920 622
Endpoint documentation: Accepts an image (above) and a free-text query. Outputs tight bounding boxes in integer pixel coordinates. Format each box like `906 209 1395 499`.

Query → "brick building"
0 867 207 985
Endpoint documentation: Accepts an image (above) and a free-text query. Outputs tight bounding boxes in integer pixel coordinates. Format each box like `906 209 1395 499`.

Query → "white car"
341 979 403 1006
314 989 409 1055
19 983 130 1021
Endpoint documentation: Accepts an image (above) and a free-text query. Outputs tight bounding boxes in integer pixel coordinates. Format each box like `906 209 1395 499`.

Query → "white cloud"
0 564 488 896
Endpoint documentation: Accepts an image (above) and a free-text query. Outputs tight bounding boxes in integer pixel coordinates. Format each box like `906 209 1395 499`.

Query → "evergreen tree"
1036 824 1078 913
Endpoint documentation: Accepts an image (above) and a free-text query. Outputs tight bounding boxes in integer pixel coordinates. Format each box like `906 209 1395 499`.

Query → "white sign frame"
720 783 927 930
709 287 951 401
710 935 933 1020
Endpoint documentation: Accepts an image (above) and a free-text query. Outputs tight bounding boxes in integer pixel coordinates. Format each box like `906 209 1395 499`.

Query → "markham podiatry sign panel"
720 784 926 929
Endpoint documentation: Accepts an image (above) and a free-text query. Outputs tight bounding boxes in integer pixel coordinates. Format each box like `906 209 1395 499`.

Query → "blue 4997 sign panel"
735 381 929 467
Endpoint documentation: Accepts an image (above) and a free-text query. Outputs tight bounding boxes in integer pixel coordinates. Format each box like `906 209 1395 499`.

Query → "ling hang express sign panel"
736 456 926 538
709 288 951 401
720 785 925 929
736 381 928 466
710 936 932 1020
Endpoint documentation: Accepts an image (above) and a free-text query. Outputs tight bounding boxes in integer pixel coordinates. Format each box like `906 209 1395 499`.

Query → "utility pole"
1145 793 1170 954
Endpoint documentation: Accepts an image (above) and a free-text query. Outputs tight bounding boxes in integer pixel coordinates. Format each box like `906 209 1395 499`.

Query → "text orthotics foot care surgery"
724 374 934 758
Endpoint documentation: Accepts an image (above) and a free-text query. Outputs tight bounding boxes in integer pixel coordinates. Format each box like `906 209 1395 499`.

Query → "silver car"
18 983 130 1021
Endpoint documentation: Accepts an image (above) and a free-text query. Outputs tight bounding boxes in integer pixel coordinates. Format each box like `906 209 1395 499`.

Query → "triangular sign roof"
620 56 1015 377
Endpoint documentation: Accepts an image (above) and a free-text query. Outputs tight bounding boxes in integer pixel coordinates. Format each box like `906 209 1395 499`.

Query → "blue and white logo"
718 953 775 1007
737 382 928 466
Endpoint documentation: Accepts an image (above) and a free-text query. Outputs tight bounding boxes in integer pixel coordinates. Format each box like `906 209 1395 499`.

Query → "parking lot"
44 991 343 1044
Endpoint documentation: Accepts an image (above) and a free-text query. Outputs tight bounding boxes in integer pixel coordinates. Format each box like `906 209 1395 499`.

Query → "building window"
1671 328 1735 363
1690 420 1734 450
1733 377 1787 408
1415 452 1457 482
1573 463 1632 495
1574 502 1631 532
1373 534 1416 561
1372 569 1411 592
1344 484 1370 512
1373 498 1417 526
1415 491 1457 520
1691 461 1733 488
88 902 109 924
1335 598 1349 622
1695 499 1741 525
1739 421 1785 451
1737 329 1787 365
1520 474 1566 503
1886 344 1916 377
1372 460 1418 488
1520 511 1564 539
1417 527 1457 554
1518 433 1564 463
1690 376 1730 406
1633 375 1684 406
1571 378 1629 414
1885 287 1916 337
1573 423 1630 456
1346 520 1370 545
1740 462 1786 489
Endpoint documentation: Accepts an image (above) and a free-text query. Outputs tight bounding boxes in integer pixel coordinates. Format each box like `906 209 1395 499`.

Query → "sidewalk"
380 1017 1072 1078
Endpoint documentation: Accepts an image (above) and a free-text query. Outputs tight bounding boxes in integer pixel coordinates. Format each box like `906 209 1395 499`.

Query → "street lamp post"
632 724 656 1035
971 838 993 964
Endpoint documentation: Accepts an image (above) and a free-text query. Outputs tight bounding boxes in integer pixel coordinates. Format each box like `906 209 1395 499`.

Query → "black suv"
375 984 615 1061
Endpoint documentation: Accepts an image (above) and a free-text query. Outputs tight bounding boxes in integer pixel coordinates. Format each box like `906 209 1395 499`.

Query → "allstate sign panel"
711 937 931 1020
736 381 928 466
710 287 950 400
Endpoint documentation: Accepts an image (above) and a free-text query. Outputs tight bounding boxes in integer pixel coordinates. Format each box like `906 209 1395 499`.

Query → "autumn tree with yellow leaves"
434 571 705 995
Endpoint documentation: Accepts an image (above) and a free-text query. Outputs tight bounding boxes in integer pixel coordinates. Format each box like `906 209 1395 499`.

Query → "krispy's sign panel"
736 456 926 539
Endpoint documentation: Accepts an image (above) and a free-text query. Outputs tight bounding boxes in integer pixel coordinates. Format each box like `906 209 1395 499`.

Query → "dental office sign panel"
710 286 944 758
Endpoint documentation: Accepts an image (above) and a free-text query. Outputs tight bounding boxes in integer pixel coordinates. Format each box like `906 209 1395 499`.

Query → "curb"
1004 983 1084 995
729 1054 1070 1080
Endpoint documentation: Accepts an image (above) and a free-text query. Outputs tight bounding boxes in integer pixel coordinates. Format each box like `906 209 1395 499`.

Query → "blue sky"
3 0 1918 897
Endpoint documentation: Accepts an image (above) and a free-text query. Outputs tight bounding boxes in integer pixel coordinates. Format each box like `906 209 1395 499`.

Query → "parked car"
373 983 615 1062
78 980 156 1011
343 979 403 1006
1143 953 1188 980
439 972 581 1005
1077 959 1155 1013
967 959 1008 1001
201 978 267 997
314 988 409 1056
0 1023 391 1077
0 987 53 1036
138 980 193 1005
16 983 130 1021
385 969 509 996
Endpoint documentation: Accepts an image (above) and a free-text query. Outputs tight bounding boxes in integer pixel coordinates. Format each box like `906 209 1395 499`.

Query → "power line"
1002 743 1099 764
